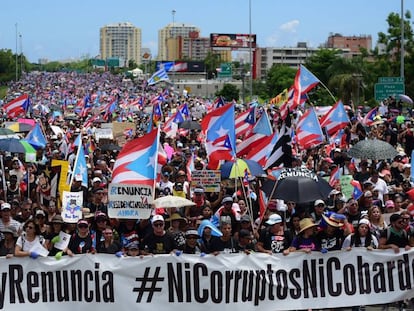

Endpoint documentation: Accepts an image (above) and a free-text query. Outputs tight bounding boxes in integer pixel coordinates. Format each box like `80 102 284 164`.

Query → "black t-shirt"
96 240 122 254
141 232 176 254
68 233 94 254
258 228 292 253
316 229 346 251
209 237 237 253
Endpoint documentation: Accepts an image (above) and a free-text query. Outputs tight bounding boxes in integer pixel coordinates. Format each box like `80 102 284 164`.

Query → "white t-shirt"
16 234 46 252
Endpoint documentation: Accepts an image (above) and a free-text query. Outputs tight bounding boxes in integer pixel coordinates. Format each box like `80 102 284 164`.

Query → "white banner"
0 249 413 311
108 183 153 219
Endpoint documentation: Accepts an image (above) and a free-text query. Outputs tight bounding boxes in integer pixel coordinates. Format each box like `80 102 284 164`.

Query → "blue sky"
0 0 412 63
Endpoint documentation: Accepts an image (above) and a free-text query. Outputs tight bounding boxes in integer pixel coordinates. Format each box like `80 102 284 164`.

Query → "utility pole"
15 23 18 81
400 0 405 80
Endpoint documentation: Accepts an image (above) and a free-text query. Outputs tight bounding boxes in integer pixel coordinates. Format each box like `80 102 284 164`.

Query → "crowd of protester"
1 71 414 309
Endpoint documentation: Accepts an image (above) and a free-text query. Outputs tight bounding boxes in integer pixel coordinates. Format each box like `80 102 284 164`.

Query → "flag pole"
0 155 7 201
68 143 82 189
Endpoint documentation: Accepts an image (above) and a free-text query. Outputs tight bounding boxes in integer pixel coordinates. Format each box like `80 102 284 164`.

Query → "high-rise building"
157 22 200 60
100 22 142 66
326 33 372 57
257 42 318 79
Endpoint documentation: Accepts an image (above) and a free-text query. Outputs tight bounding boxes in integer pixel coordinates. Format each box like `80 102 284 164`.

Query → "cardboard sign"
190 170 221 192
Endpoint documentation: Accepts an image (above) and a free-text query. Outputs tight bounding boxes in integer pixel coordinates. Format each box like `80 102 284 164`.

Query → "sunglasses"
78 224 88 229
187 237 197 240
153 223 164 227
26 226 34 230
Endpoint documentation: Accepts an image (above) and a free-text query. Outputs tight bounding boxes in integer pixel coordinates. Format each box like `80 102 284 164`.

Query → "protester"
140 215 177 255
378 213 413 253
284 218 320 255
256 213 292 255
96 225 122 254
14 219 47 258
316 212 349 252
0 226 17 257
182 229 202 254
342 219 378 250
209 221 236 255
67 219 94 255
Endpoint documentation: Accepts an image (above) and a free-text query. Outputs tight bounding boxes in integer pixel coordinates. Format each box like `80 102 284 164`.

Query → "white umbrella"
153 195 195 209
399 94 413 104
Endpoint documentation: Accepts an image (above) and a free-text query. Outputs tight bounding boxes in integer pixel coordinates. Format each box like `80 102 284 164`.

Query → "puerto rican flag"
329 166 341 187
245 132 277 166
293 65 320 107
162 110 184 138
201 103 236 156
3 94 30 118
362 106 378 126
235 107 255 139
350 179 363 200
295 108 324 149
319 100 350 136
112 128 159 186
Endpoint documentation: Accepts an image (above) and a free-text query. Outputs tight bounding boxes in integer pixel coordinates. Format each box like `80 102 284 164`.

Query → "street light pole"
248 0 253 101
171 10 176 37
15 23 18 81
19 33 23 74
400 0 405 79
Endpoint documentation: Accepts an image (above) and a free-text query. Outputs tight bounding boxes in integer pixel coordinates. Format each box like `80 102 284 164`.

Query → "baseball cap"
185 229 200 238
35 209 46 217
92 177 102 183
193 187 204 194
151 215 165 224
77 219 89 226
95 211 107 220
222 196 233 204
1 203 11 211
266 213 283 225
314 199 325 207
74 174 83 182
127 241 139 250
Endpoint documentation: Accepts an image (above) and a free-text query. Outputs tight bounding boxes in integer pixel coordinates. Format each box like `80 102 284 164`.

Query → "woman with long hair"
342 219 378 250
368 205 387 239
14 219 47 258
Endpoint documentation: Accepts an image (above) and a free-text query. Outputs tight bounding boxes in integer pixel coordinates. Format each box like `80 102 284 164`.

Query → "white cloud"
280 20 299 33
265 20 300 47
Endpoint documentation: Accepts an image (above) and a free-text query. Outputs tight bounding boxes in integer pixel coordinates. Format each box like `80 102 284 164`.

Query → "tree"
204 52 221 79
265 65 296 98
377 10 414 77
216 83 240 101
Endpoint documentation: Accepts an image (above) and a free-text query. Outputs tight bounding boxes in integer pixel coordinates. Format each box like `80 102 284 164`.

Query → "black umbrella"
100 143 122 152
178 120 201 130
263 167 333 203
347 139 398 160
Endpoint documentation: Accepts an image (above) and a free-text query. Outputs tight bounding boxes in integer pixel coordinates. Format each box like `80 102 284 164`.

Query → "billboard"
156 61 205 72
210 33 256 49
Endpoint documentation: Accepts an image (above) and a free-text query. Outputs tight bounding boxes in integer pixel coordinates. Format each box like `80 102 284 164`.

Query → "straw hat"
321 213 345 228
165 213 187 223
299 218 317 233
